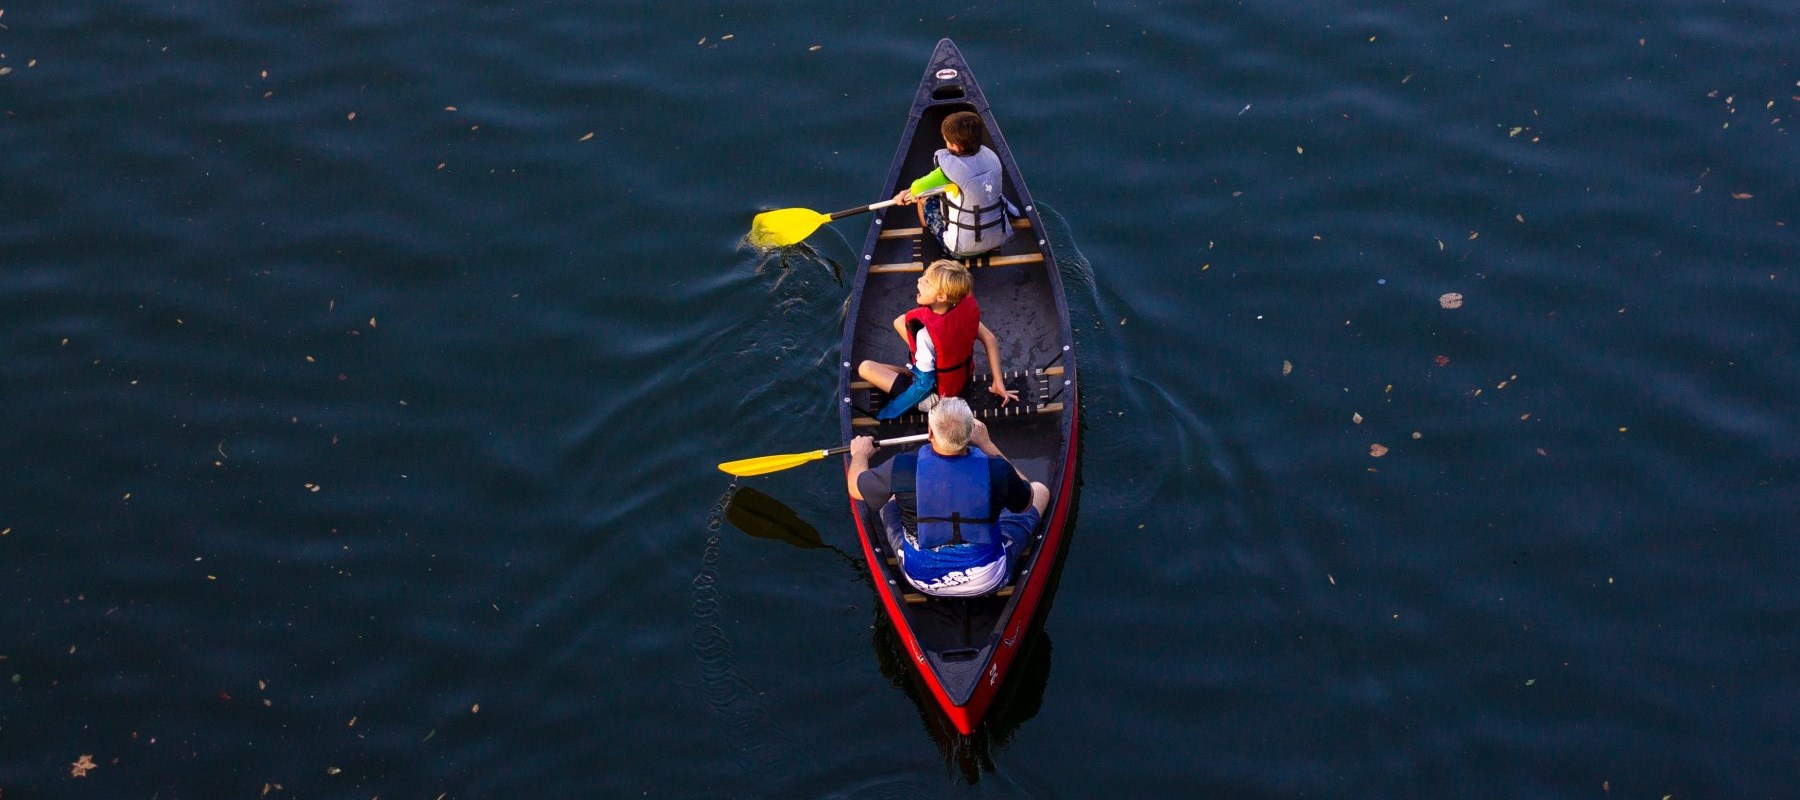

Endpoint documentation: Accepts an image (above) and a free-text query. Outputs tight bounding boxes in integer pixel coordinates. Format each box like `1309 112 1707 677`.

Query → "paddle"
718 433 930 477
748 198 903 248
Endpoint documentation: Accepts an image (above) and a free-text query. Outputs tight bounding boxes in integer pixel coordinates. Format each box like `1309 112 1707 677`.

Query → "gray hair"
928 396 974 450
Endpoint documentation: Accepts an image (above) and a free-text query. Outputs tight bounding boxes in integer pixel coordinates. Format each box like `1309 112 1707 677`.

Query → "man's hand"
892 189 915 205
850 436 878 460
969 420 994 452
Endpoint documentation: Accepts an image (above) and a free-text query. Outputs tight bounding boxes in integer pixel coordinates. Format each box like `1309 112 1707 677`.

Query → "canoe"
836 39 1080 735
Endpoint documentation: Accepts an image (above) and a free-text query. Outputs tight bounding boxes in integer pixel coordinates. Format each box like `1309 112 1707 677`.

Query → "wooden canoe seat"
852 365 1063 392
853 365 1067 428
904 585 1014 604
854 401 1061 428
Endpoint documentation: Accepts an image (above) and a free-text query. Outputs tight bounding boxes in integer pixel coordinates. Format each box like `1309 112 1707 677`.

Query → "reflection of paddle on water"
724 487 864 581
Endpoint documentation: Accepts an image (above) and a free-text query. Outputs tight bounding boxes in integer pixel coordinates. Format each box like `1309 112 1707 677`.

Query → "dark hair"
940 111 985 152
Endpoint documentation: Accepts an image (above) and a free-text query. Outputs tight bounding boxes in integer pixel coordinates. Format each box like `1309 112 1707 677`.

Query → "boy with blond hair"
857 259 1017 420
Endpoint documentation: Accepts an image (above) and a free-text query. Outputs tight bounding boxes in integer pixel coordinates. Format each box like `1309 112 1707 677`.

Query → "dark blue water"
3 2 1796 796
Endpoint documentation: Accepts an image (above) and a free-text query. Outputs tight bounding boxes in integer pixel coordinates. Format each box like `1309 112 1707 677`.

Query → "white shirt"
912 328 936 372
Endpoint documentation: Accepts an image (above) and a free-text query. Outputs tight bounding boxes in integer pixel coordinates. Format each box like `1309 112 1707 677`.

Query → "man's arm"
969 419 1027 484
846 436 876 501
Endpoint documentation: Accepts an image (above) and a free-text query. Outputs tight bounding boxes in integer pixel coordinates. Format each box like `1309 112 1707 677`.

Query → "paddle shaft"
827 197 902 220
824 432 929 457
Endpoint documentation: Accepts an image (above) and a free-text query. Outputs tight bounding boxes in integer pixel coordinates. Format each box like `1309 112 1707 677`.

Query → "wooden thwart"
878 217 1033 241
869 252 1044 274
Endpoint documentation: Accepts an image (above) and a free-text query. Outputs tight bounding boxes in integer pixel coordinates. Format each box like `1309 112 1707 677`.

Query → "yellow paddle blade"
748 207 831 248
717 448 830 477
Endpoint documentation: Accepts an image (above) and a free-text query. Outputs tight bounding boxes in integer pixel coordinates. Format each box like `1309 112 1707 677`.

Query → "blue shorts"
922 195 949 241
877 365 936 420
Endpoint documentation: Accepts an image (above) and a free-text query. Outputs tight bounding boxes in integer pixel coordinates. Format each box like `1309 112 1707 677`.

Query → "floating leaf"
1434 355 1450 366
1352 412 1363 424
1439 292 1464 309
1282 360 1293 376
71 754 97 777
1369 443 1389 457
1731 192 1753 199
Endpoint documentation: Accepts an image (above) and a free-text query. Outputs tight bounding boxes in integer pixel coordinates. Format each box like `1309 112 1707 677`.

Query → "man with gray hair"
847 397 1050 597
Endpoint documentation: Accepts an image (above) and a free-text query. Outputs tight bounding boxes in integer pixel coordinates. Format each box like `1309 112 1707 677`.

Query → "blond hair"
928 396 975 451
922 259 972 304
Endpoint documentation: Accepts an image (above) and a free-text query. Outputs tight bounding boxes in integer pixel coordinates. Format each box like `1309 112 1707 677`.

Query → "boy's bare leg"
857 360 903 393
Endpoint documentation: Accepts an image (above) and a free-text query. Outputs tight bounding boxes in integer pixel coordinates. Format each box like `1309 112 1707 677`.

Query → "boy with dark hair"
893 111 1016 257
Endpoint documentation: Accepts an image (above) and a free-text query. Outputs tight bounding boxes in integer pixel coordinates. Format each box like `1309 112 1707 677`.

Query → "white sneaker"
915 394 940 414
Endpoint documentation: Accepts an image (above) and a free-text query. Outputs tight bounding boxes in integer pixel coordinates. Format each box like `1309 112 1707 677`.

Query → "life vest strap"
943 197 1009 240
915 510 1000 546
935 357 971 377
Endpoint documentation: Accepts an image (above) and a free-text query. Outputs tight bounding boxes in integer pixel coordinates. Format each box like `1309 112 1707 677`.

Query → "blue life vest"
914 448 999 549
888 449 1004 588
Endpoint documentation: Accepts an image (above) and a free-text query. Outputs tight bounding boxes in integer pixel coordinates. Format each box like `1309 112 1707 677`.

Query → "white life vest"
933 146 1013 256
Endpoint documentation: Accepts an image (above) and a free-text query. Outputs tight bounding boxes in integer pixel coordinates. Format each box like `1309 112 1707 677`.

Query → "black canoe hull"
835 39 1080 734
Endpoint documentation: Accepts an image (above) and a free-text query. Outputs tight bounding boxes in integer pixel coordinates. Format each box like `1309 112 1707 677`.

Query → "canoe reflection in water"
872 612 1054 783
725 484 1079 783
